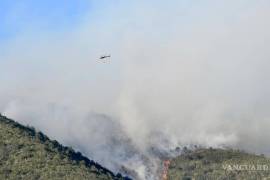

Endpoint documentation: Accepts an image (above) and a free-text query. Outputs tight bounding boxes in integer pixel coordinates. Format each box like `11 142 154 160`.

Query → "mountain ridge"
0 114 130 180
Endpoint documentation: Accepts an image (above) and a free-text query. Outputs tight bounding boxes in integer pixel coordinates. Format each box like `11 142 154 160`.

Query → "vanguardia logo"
222 164 269 171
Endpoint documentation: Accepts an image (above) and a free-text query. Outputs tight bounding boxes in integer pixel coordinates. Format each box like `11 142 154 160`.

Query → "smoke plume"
1 1 270 179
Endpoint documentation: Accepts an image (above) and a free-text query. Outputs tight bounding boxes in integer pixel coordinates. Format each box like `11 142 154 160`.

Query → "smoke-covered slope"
0 114 128 180
167 148 270 180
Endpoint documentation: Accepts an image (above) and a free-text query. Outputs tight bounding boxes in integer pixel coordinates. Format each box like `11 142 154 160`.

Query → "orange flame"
162 160 170 180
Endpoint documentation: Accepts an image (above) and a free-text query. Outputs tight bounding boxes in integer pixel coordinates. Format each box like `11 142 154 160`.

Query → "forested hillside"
168 148 270 180
0 114 128 180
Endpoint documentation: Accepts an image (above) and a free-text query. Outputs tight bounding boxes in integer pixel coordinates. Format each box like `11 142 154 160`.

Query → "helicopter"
99 55 111 60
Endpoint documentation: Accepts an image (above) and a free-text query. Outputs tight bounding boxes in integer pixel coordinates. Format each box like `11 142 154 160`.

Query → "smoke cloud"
1 1 270 179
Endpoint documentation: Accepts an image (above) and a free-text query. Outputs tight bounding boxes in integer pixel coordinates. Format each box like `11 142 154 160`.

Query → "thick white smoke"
1 1 270 179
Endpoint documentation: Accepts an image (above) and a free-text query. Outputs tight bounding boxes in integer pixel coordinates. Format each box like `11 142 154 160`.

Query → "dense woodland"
0 114 128 180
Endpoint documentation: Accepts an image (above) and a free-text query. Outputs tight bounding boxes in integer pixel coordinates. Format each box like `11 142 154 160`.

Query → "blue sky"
0 0 91 39
0 0 199 41
0 0 256 40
